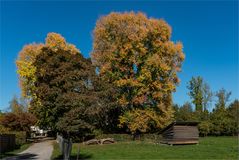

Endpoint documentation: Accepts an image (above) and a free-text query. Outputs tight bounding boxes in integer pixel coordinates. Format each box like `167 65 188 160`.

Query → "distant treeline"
174 92 238 136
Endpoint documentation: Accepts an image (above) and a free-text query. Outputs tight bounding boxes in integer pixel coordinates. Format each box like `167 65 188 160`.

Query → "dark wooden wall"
161 124 199 145
0 134 16 153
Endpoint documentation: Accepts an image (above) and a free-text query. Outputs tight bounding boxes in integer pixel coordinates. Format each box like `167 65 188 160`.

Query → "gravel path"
5 140 54 160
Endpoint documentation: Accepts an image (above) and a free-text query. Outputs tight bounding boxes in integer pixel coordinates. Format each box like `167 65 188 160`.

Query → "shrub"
0 125 10 133
0 113 36 133
141 134 162 142
198 121 212 137
13 131 27 145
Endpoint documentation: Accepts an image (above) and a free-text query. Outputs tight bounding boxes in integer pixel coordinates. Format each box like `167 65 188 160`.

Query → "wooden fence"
0 134 16 153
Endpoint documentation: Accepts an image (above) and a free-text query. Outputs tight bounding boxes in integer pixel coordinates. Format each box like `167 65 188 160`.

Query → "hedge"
95 134 162 142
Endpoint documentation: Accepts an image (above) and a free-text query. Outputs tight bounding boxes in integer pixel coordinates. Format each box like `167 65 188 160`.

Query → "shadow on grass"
0 153 15 159
2 153 38 160
0 145 20 159
53 153 92 160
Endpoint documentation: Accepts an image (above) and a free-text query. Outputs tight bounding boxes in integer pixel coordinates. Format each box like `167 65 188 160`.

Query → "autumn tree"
31 46 92 133
0 112 37 133
33 45 120 137
16 32 85 132
16 44 43 100
9 95 23 114
91 12 185 134
0 112 10 133
0 97 37 134
16 32 120 137
16 33 79 106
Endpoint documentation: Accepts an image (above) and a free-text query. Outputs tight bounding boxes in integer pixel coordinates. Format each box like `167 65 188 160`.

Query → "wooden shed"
160 121 199 145
0 134 16 153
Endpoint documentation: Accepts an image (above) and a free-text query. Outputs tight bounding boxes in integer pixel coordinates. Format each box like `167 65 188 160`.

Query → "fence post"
76 142 80 160
63 137 72 160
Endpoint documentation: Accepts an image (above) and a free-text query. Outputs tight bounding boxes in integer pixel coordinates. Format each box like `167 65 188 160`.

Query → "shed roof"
161 121 199 133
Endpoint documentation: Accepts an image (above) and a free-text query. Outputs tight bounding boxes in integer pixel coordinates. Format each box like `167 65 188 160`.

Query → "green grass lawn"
52 136 238 160
0 143 32 159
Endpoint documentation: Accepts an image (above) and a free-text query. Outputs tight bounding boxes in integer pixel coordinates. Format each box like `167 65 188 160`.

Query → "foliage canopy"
92 12 185 133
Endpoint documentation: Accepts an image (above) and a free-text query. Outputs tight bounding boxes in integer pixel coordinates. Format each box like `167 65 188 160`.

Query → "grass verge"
51 136 238 160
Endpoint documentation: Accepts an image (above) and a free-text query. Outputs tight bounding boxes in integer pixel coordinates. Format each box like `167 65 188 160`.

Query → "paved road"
5 140 54 160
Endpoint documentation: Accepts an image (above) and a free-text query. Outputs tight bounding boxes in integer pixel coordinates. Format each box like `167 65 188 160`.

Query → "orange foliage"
16 33 80 98
92 12 184 133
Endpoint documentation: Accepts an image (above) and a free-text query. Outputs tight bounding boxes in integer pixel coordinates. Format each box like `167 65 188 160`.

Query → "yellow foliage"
92 12 184 133
45 33 80 54
16 33 81 100
119 108 173 134
16 44 43 97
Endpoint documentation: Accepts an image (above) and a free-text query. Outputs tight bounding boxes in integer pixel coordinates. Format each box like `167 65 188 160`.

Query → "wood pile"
100 138 115 144
85 138 115 145
84 139 100 145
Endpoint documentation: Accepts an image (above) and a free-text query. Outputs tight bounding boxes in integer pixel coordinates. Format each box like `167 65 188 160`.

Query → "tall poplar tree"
187 76 212 112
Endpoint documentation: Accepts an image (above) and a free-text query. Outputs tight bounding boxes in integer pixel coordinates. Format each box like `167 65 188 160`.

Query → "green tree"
92 12 185 134
174 102 194 121
215 88 231 109
210 88 231 135
202 83 213 111
187 76 203 112
56 107 95 139
91 80 121 133
227 99 239 135
57 77 120 136
173 104 180 121
198 120 212 137
32 47 92 134
173 101 212 136
187 76 212 112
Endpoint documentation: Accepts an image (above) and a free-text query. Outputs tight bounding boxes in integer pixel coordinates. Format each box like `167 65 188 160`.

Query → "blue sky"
0 1 238 111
